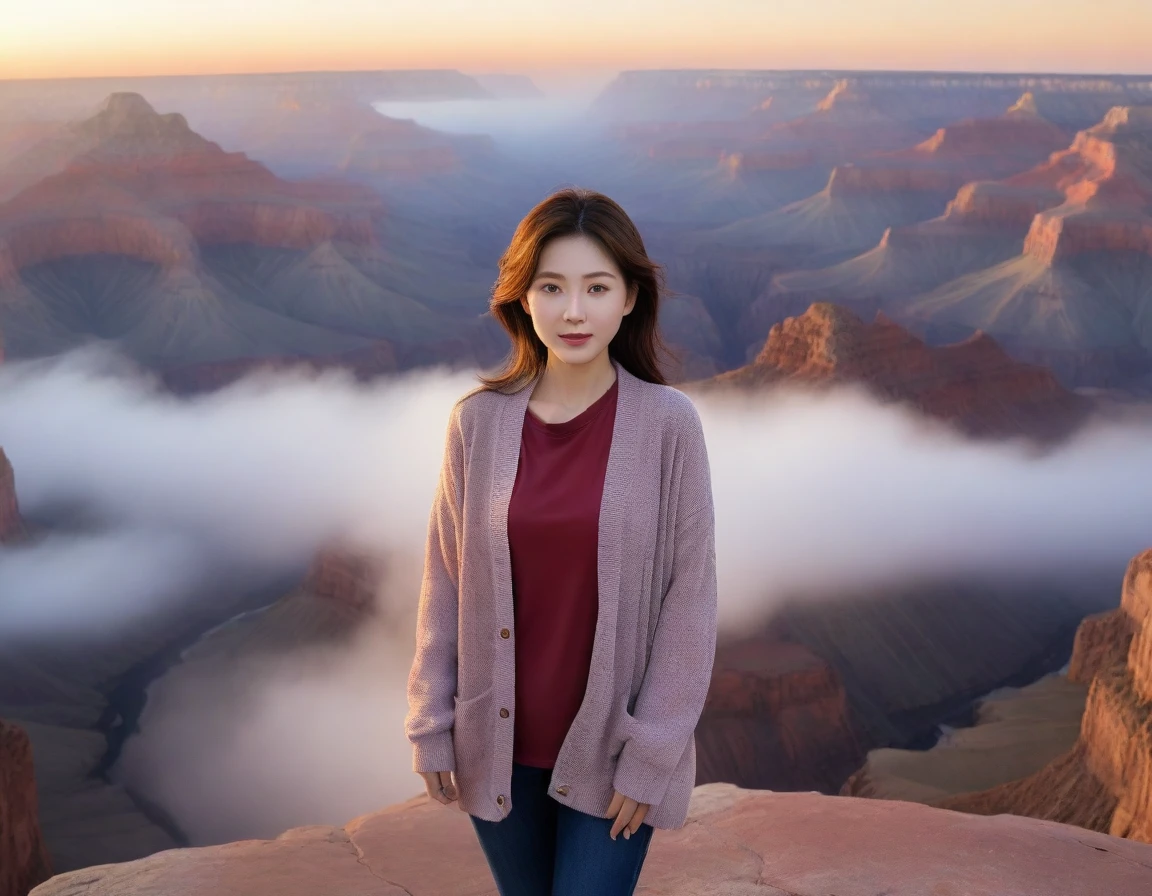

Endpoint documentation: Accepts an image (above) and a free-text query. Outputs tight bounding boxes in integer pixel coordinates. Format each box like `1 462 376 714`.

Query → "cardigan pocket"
452 685 494 792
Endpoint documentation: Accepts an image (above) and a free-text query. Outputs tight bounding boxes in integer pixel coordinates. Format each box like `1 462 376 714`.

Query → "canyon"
762 103 1152 388
842 548 1152 845
0 93 499 372
6 64 1152 894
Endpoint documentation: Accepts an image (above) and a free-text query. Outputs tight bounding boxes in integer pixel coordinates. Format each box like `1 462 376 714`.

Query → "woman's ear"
519 295 531 315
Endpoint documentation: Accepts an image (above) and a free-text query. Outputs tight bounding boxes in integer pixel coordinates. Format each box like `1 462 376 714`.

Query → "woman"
404 187 717 896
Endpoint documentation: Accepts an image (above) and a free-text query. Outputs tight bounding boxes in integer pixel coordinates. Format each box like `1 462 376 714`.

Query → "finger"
610 799 637 840
439 771 458 801
626 803 649 835
425 780 450 805
606 791 623 818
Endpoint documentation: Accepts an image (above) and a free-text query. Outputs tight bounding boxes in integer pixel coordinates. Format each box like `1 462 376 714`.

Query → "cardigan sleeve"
404 402 465 773
612 399 718 807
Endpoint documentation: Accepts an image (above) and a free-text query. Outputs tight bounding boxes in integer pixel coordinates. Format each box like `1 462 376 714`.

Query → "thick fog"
2 347 1152 841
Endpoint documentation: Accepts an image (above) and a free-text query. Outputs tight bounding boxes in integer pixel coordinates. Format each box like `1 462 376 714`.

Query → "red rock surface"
28 782 1152 895
944 179 1064 227
911 114 1068 159
1016 106 1152 263
938 549 1152 843
701 302 1092 440
1 720 52 896
0 448 21 543
697 636 866 792
0 93 383 281
823 114 1071 201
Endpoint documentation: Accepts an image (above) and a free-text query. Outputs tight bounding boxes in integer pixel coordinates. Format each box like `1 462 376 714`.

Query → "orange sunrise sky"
2 0 1149 81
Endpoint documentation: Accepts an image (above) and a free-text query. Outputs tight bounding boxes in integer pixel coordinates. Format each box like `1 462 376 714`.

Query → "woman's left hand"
606 789 649 840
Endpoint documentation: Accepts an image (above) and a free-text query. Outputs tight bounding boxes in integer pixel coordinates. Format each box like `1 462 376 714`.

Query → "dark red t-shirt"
507 376 619 768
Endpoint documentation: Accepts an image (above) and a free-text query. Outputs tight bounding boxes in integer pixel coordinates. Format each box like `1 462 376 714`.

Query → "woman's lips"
560 334 592 346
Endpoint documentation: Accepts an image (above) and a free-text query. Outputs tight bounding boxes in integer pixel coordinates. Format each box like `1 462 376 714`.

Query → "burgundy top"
507 376 619 768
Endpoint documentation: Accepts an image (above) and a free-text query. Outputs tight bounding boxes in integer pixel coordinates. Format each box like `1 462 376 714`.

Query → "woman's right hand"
420 771 458 805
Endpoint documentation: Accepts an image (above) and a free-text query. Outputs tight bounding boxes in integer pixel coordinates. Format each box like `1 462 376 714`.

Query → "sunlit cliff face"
519 234 637 368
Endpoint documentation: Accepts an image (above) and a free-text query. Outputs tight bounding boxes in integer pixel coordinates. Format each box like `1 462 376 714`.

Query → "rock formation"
755 105 1152 389
697 634 866 792
0 93 483 373
706 107 1068 284
28 782 1152 895
0 448 21 543
0 93 383 279
702 302 1092 441
934 548 1152 842
0 720 52 896
895 105 1152 387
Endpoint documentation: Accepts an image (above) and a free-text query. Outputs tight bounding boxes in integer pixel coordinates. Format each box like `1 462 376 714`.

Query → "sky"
2 0 1150 82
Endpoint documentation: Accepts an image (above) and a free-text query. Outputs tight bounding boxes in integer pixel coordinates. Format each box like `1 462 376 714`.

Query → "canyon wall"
939 549 1152 843
696 636 866 792
703 302 1091 441
0 720 52 896
0 448 21 543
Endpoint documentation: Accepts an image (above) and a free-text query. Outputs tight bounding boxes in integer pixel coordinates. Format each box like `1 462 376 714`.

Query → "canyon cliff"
0 93 382 278
697 632 866 793
0 93 491 372
757 105 1152 389
28 782 1152 895
901 105 1152 387
933 548 1152 842
0 447 22 543
703 302 1092 442
0 720 52 896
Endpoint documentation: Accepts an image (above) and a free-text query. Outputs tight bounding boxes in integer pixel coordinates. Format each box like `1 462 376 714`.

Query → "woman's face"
520 234 637 367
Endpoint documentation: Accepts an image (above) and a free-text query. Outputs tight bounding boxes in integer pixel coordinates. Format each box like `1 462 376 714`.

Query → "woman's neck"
529 350 617 419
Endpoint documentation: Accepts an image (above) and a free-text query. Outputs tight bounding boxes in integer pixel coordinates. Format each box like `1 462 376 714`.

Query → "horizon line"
3 63 1152 86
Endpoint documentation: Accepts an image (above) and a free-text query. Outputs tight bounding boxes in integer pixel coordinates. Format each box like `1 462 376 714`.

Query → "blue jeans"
469 762 654 896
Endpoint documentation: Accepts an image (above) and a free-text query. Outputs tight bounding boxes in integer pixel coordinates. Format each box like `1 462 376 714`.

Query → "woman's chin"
550 342 604 366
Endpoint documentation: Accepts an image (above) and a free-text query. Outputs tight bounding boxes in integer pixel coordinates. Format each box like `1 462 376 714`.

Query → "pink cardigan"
404 357 718 829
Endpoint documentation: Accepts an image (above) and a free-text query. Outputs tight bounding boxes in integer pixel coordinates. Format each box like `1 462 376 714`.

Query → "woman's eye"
590 284 606 293
542 284 560 293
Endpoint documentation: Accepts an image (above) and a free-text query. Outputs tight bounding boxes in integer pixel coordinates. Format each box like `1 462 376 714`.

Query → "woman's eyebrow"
534 271 618 280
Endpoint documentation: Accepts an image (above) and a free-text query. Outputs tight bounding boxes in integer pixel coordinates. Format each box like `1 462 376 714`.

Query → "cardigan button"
499 708 509 718
555 784 570 796
499 628 510 639
496 794 505 806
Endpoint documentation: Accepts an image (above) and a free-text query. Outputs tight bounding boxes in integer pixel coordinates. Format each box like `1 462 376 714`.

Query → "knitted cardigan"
404 356 718 829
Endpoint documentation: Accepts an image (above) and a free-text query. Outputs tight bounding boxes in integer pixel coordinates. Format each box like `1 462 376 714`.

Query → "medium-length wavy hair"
478 187 673 392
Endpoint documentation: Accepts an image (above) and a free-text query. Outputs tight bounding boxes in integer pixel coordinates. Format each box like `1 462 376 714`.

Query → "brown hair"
478 187 674 392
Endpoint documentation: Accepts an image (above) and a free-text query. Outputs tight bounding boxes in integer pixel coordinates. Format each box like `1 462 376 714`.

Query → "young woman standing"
405 187 718 896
